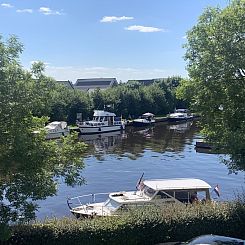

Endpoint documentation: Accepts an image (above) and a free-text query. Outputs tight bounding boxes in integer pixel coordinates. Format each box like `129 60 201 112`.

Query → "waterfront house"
74 78 118 92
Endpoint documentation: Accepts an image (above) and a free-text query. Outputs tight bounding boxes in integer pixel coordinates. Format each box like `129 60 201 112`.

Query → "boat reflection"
78 121 197 160
167 121 193 133
79 131 125 154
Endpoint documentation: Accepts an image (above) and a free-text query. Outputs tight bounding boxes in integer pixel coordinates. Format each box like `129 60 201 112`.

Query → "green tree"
182 0 245 169
0 35 87 240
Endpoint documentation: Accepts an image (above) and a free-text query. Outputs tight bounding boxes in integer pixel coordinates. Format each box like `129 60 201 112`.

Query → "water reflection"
79 121 198 160
37 120 244 219
79 131 124 154
167 121 193 133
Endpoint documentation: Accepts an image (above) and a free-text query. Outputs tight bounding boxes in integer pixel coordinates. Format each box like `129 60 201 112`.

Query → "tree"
0 35 87 240
182 0 245 170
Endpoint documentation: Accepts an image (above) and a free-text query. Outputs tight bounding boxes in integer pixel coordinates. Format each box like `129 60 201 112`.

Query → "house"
74 78 118 92
56 80 74 89
127 79 157 86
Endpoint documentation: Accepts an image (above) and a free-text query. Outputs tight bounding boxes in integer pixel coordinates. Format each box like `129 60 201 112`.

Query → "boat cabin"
84 110 119 126
142 178 211 204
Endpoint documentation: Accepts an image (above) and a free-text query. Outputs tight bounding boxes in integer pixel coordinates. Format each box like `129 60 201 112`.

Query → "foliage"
96 77 181 119
6 201 245 244
0 35 87 237
177 0 245 170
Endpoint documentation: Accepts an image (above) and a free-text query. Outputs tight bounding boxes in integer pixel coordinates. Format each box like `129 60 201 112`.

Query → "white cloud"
100 16 134 23
1 3 13 8
125 25 164 33
16 9 33 13
182 35 187 39
39 7 63 15
41 65 182 83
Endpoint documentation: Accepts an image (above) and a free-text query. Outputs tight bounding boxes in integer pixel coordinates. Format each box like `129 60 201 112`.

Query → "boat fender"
98 127 101 132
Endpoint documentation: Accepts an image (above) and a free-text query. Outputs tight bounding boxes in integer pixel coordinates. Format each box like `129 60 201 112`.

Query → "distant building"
56 80 74 89
127 79 158 86
74 78 118 92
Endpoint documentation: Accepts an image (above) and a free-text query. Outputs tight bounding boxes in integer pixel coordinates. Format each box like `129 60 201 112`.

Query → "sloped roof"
56 80 74 89
75 78 117 87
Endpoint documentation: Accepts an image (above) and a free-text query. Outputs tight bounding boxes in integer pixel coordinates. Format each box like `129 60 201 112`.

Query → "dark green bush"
6 202 245 245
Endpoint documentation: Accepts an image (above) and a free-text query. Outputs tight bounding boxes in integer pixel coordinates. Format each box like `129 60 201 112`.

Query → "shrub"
6 202 245 245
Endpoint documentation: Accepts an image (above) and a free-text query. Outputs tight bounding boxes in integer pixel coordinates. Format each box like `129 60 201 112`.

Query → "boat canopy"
93 110 116 117
45 121 67 130
143 178 211 191
142 112 154 117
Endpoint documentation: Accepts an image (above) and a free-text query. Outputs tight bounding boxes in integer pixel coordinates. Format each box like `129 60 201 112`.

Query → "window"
155 191 173 199
175 191 189 203
143 186 156 197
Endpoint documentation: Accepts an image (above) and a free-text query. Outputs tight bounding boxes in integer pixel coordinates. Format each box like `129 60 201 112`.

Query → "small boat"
67 178 211 219
168 109 193 122
45 121 70 139
77 110 125 135
195 140 213 149
132 112 155 127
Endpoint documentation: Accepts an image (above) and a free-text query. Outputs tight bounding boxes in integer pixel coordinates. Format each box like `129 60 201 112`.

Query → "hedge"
4 201 245 245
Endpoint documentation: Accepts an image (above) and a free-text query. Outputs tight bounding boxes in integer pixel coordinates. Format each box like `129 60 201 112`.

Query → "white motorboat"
168 109 193 122
67 178 211 219
45 121 70 140
77 110 125 134
132 112 155 127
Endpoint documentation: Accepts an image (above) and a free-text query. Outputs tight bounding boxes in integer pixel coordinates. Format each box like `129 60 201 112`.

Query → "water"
36 121 245 219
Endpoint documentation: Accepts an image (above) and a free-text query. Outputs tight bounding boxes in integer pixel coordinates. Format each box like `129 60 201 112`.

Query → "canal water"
37 121 245 219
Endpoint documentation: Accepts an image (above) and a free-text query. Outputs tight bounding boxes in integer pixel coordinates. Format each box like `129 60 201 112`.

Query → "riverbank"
5 201 245 244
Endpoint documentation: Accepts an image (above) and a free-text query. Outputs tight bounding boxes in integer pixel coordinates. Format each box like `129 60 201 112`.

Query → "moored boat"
45 121 70 139
67 178 212 219
168 109 193 122
132 112 155 127
77 110 126 135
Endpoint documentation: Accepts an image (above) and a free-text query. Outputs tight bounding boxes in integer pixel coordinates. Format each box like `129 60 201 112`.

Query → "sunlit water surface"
36 121 245 219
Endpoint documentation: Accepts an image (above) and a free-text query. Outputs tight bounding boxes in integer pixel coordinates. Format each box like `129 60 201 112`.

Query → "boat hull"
132 119 155 127
46 131 69 139
132 121 154 127
79 125 123 134
168 117 193 122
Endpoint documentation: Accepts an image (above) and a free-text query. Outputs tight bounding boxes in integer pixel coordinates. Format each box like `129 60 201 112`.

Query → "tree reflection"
79 121 197 161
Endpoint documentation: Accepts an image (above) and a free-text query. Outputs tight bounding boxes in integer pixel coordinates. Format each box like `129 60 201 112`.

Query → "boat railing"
67 192 110 209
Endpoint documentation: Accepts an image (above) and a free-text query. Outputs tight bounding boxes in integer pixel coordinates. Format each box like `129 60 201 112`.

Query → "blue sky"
1 0 228 83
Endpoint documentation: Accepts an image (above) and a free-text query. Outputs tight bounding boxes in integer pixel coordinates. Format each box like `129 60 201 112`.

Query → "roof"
93 110 116 117
128 79 156 86
143 178 211 191
56 80 74 89
75 78 117 87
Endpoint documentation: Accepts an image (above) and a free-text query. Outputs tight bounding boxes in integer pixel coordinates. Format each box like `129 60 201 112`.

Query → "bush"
6 202 245 245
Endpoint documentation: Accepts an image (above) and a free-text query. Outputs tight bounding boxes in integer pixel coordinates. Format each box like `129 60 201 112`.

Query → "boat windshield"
143 186 156 197
104 198 121 211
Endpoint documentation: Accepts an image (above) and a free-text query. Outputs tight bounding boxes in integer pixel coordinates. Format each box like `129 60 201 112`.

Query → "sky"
1 0 228 83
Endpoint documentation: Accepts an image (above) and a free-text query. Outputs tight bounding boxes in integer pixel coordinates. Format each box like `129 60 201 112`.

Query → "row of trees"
49 77 185 124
